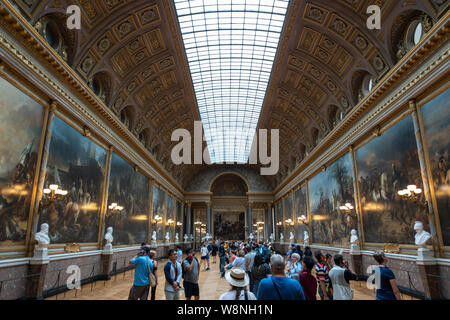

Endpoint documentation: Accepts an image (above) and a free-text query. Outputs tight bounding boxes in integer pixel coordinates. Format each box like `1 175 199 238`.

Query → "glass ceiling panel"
174 0 289 163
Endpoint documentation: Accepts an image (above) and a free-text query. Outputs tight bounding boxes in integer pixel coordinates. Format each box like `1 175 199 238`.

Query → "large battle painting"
309 153 354 246
356 115 426 244
152 186 165 241
38 117 106 243
214 212 245 240
294 185 309 241
421 89 450 245
166 194 175 241
105 153 149 245
283 194 294 239
0 77 44 245
275 201 283 240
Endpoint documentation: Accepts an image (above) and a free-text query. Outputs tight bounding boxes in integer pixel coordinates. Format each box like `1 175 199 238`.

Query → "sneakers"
205 267 210 271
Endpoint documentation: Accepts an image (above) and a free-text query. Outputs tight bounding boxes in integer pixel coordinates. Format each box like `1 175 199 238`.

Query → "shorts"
165 290 181 300
183 281 200 298
201 256 207 260
201 255 210 260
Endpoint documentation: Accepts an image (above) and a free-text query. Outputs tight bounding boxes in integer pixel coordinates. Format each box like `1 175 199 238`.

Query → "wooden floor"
46 253 416 300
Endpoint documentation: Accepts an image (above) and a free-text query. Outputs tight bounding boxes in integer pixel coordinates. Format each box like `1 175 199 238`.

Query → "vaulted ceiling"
9 0 447 190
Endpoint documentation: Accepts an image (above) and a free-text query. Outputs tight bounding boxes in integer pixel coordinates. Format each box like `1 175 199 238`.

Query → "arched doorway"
210 174 248 241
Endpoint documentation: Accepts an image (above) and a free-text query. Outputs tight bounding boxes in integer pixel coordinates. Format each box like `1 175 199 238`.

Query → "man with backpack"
128 246 153 300
182 247 200 300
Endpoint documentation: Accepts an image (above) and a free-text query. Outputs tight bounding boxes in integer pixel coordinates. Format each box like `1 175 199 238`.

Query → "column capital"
49 100 58 111
205 201 211 207
185 201 192 206
247 202 254 208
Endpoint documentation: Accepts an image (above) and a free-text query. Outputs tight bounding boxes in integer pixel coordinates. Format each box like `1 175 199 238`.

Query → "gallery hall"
0 0 448 304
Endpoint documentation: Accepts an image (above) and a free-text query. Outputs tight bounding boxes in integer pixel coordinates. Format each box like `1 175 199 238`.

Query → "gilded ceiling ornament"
80 0 97 19
372 55 385 72
141 9 157 24
354 35 368 51
306 6 326 23
80 55 94 74
97 37 111 54
331 17 349 37
117 21 134 38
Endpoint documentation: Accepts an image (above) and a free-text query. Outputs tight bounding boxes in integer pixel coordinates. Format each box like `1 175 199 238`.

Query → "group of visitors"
127 240 402 301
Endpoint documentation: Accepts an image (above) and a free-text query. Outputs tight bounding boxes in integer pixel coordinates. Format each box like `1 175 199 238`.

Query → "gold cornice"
0 1 184 198
273 12 450 197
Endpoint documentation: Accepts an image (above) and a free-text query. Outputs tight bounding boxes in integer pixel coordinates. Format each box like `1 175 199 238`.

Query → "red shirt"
299 271 317 300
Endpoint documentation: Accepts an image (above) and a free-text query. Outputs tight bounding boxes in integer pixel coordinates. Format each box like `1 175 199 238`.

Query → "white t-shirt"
219 290 256 300
201 247 209 257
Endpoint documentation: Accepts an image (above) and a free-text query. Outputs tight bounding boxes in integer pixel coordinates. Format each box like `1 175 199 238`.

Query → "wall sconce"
285 218 294 226
339 202 357 224
40 184 68 211
194 220 202 226
297 215 308 225
176 222 182 227
153 215 163 224
398 185 427 208
107 202 123 217
167 218 175 226
276 221 282 226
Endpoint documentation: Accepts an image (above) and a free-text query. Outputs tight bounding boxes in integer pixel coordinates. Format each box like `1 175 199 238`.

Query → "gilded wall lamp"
397 185 427 208
153 215 163 224
297 215 308 225
167 218 175 226
285 218 294 226
339 202 357 224
107 202 123 217
40 184 68 211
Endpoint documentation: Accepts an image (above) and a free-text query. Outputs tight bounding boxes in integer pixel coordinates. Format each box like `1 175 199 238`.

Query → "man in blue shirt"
128 247 153 300
257 254 305 300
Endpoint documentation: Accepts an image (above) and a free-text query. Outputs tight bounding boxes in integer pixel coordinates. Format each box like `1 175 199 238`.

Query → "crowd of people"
127 240 402 301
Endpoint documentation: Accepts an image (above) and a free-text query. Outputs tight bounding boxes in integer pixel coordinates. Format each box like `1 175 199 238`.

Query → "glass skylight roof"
174 0 289 163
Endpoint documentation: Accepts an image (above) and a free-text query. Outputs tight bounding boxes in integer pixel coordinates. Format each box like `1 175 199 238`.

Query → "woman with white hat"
219 267 257 300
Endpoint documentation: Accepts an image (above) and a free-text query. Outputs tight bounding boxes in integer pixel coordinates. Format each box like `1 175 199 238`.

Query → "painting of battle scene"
152 186 165 241
166 194 175 241
275 201 283 240
175 201 182 240
421 89 450 245
283 194 294 239
356 115 427 244
105 153 149 245
214 212 245 241
294 186 309 241
38 117 106 243
309 153 354 246
0 78 44 245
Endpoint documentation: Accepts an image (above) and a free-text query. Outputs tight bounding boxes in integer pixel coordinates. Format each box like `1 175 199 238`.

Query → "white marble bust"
280 233 284 241
189 234 193 241
350 229 359 244
289 232 294 240
184 234 188 242
269 233 274 241
303 231 309 246
249 233 254 240
165 231 170 241
104 227 113 245
35 223 50 247
414 221 431 248
151 231 157 241
175 233 179 242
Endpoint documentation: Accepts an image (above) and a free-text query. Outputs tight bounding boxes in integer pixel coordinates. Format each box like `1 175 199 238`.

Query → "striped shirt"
315 262 330 284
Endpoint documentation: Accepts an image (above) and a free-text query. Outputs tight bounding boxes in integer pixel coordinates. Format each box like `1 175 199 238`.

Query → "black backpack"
182 257 198 279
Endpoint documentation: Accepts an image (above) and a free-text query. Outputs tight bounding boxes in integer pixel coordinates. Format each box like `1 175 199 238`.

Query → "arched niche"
210 173 249 196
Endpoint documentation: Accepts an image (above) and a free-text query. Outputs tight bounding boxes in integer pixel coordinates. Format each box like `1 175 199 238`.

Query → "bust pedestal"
416 248 440 299
99 244 114 280
349 245 362 275
27 247 50 299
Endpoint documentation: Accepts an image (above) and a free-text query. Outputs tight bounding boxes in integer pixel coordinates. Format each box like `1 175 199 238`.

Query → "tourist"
286 245 294 263
328 254 358 300
257 254 306 300
176 245 183 264
140 242 147 250
128 247 153 300
244 246 257 291
200 242 210 271
325 253 334 269
182 247 200 300
219 267 256 300
304 246 312 258
149 250 158 300
164 249 182 300
229 250 237 265
299 256 317 300
251 253 271 295
229 250 246 271
294 245 303 261
211 241 218 264
219 241 226 278
287 253 302 281
372 250 401 300
315 250 333 300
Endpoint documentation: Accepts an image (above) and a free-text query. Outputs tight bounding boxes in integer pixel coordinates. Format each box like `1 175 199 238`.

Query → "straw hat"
225 267 249 287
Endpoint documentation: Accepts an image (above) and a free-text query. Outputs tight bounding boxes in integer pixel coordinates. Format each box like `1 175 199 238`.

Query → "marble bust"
175 233 179 242
189 234 193 241
165 232 170 241
104 227 113 245
184 234 188 242
303 231 309 246
280 233 284 241
249 233 254 240
269 233 274 242
35 223 50 247
350 229 360 253
414 221 431 248
151 231 157 242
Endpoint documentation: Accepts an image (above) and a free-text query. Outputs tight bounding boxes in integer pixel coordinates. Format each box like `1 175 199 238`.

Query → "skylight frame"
174 0 289 163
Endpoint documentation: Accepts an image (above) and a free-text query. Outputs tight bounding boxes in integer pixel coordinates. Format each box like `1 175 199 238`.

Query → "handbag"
147 258 157 288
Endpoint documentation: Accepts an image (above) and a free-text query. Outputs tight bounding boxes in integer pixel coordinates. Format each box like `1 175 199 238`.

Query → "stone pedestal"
416 249 440 299
27 247 49 300
100 247 113 280
349 252 363 276
156 244 165 259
